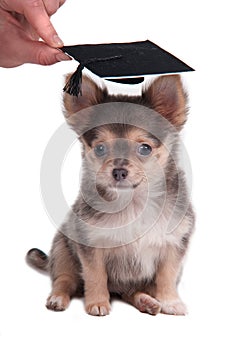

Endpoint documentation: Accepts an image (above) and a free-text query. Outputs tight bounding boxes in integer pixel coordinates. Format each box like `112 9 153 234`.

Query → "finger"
0 6 69 68
23 41 71 65
0 0 66 15
2 40 70 68
42 0 65 16
12 12 39 40
22 0 63 47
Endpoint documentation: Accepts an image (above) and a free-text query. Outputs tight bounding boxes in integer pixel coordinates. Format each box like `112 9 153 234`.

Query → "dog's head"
63 74 187 197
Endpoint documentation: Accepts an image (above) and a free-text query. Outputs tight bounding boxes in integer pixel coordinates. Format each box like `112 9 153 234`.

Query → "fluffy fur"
27 74 195 316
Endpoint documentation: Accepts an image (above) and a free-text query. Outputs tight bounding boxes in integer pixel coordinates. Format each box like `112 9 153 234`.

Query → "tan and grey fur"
27 74 195 316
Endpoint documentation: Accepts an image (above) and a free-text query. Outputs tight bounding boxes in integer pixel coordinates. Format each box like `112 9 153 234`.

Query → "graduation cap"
61 40 194 97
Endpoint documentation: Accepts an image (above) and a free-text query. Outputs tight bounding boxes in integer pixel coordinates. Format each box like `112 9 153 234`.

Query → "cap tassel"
63 63 84 97
63 55 123 97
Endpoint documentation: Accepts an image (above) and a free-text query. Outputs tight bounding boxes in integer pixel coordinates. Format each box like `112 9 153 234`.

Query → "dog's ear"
63 74 107 118
142 75 188 129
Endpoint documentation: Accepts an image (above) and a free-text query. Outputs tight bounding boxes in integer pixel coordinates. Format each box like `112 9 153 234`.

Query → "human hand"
0 0 70 67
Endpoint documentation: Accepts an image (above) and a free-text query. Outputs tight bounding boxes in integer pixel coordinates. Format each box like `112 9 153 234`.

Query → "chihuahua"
27 74 195 316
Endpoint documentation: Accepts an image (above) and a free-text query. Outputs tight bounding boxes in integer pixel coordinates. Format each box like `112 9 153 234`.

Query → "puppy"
27 74 195 316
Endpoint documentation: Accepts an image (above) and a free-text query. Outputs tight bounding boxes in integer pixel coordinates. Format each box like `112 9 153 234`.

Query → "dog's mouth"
111 177 143 190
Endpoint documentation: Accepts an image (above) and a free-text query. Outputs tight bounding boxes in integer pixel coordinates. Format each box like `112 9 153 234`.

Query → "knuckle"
59 0 66 7
0 0 8 10
25 0 43 9
43 0 60 16
36 50 54 66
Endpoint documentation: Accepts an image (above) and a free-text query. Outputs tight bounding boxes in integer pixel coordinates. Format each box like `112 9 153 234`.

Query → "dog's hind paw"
135 293 161 315
160 298 187 316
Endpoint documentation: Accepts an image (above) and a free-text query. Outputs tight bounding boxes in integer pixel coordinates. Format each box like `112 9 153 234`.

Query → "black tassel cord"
63 55 123 97
63 63 84 96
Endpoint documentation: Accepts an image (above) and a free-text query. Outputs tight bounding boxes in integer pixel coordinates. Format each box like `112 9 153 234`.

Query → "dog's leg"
78 247 110 316
46 233 81 311
122 292 161 315
155 245 187 315
46 275 77 311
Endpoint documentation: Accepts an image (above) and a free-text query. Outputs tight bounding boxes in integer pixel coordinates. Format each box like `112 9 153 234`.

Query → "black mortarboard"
61 40 194 96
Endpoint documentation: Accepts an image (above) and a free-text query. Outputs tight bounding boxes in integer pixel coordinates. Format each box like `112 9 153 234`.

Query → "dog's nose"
112 168 128 181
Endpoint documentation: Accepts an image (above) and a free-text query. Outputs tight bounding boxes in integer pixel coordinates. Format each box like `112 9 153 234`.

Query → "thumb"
0 0 63 48
23 1 63 47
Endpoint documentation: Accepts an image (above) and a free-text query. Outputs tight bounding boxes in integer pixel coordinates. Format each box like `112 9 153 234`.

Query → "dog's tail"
26 248 49 273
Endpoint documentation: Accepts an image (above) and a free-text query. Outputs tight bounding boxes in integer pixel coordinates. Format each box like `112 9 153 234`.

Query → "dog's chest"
104 237 162 288
86 196 166 248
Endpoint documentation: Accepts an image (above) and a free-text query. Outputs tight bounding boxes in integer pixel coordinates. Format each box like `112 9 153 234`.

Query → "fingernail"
56 52 72 62
53 34 64 47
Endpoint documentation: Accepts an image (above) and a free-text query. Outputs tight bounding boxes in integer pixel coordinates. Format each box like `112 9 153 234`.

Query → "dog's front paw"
160 298 187 316
85 300 111 316
46 293 70 311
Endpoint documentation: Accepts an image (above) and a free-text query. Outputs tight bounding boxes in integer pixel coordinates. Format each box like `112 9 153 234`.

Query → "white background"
1 0 233 349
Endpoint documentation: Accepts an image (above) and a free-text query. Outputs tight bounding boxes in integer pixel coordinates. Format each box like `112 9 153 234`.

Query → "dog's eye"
137 143 152 156
94 144 107 157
